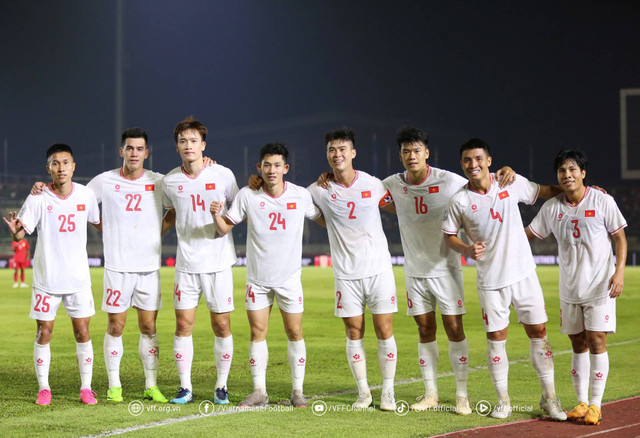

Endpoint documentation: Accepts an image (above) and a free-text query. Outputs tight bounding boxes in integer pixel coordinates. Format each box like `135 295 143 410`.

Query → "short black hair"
121 127 148 147
553 149 588 173
46 143 73 160
325 127 355 147
396 126 429 149
460 138 491 157
260 142 289 162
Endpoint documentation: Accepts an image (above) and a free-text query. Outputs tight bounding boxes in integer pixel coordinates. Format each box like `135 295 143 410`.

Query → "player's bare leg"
137 309 166 402
567 331 589 420
343 315 372 408
171 308 196 404
487 327 511 418
104 312 126 402
239 308 270 407
412 312 439 410
281 310 307 407
34 320 54 405
524 323 566 420
72 317 96 404
372 313 397 411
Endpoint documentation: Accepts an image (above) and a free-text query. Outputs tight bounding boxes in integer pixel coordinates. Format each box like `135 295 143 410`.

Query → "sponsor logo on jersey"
77 204 86 211
361 191 371 198
558 213 563 221
178 185 184 193
471 204 478 212
498 190 509 199
429 186 439 193
206 183 215 190
145 184 155 191
585 210 595 217
331 193 337 201
287 202 297 209
259 201 266 209
115 184 121 191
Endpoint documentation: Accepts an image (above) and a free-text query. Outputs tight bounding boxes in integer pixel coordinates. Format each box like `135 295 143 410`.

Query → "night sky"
2 0 639 186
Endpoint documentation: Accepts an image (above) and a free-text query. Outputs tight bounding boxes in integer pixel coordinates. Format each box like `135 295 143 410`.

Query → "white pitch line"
578 422 640 437
84 337 640 437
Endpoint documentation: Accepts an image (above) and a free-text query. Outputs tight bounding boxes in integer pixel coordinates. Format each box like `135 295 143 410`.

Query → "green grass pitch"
0 266 638 437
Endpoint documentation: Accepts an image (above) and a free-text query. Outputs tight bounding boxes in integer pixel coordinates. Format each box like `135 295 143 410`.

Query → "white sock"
104 333 123 388
34 342 51 391
377 336 397 394
418 341 439 397
249 340 268 391
346 338 369 395
174 335 193 391
76 340 93 390
449 339 469 398
288 339 306 391
139 333 159 389
589 351 609 407
214 335 233 389
529 337 556 399
487 339 509 402
571 351 590 404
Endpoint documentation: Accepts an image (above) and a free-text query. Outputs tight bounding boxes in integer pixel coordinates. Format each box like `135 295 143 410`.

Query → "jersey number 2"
125 194 142 211
105 288 121 307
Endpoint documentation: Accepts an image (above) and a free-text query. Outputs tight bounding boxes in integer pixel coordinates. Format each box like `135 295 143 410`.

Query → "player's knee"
36 327 53 344
212 320 231 337
417 324 436 342
587 334 607 354
175 319 193 336
73 327 91 343
138 321 156 336
107 322 125 337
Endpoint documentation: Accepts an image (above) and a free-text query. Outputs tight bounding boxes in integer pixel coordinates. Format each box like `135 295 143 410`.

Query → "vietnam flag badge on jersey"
287 202 297 210
77 204 86 211
585 210 595 217
429 186 439 193
498 190 509 200
361 191 371 198
145 184 155 191
205 183 215 190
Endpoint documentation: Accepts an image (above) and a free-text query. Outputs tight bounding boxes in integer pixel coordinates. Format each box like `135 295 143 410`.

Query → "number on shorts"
481 308 489 326
106 288 121 307
406 290 413 309
34 294 51 313
336 290 343 309
245 285 255 303
571 219 580 238
174 283 181 302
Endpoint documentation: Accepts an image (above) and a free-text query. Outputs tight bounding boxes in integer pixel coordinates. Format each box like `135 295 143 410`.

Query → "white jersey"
226 182 320 286
383 166 466 278
308 170 392 280
87 168 164 272
529 187 627 304
162 164 238 274
18 182 100 294
442 173 540 289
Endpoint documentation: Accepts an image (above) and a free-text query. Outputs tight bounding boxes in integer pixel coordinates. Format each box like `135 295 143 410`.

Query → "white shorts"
560 296 617 335
478 272 548 333
334 267 398 318
102 269 162 313
30 288 95 321
405 272 465 316
173 268 234 313
245 275 304 313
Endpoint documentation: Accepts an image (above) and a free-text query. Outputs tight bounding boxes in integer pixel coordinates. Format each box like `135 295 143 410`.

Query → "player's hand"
30 181 46 195
496 167 516 188
608 270 624 298
209 201 224 218
3 211 25 235
591 185 607 195
203 156 217 167
317 171 334 189
464 241 486 260
248 174 263 191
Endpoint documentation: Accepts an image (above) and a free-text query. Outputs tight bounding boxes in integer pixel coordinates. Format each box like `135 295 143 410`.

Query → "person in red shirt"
11 238 30 288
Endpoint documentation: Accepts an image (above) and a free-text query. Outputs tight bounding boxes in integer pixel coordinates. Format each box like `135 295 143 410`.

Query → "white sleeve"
442 198 463 235
87 191 100 224
602 194 627 234
17 195 41 235
225 189 247 225
528 202 551 239
514 174 540 205
303 189 321 220
162 179 174 209
86 173 105 204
